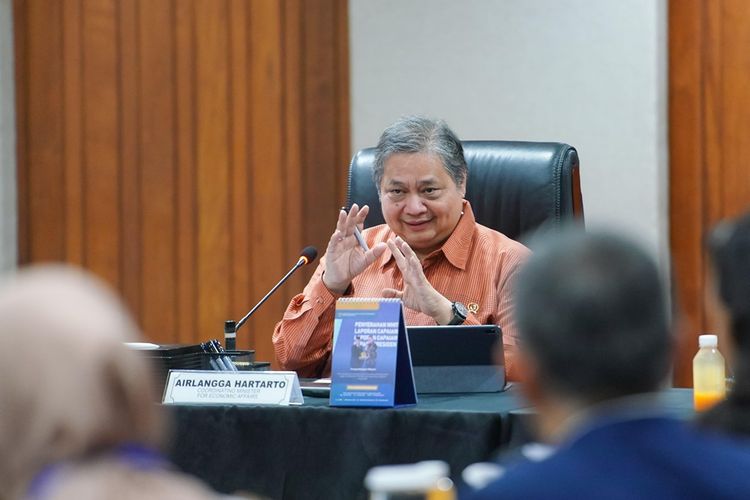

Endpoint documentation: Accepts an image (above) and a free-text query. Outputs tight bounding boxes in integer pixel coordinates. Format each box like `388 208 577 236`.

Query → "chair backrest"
346 140 584 241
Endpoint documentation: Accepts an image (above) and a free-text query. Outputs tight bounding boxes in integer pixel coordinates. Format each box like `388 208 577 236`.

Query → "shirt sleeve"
494 243 531 382
271 258 343 378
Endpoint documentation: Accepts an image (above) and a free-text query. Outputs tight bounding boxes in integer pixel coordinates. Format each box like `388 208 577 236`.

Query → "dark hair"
515 228 672 403
373 116 467 190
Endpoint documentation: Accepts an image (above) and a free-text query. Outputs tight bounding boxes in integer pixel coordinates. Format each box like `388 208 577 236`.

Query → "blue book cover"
329 298 416 407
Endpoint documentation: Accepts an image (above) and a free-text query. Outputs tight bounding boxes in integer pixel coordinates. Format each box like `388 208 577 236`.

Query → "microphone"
225 246 318 350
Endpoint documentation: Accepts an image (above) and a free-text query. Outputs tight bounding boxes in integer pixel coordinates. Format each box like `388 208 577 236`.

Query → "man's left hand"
382 237 453 325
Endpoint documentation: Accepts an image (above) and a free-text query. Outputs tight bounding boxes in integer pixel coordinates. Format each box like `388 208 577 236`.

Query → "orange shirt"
272 201 530 380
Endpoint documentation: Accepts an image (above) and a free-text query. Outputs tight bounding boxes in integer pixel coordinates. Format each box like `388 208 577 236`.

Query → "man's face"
379 152 465 258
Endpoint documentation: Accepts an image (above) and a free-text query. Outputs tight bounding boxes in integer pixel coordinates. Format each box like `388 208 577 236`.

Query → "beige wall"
349 0 668 265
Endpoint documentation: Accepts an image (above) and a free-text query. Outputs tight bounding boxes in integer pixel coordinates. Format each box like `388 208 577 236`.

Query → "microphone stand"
236 257 307 332
224 250 315 351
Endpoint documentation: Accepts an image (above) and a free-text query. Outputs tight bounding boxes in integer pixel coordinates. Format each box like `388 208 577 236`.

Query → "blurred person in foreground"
0 266 222 500
698 211 750 436
464 229 750 499
273 116 530 380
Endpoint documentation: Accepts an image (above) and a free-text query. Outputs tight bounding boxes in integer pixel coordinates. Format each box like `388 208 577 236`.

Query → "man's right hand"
322 203 387 294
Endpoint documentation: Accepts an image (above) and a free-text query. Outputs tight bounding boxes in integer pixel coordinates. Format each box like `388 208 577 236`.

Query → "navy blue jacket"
464 416 750 499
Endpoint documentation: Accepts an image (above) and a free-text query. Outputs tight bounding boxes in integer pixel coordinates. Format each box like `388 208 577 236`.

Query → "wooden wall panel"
720 2 750 214
82 0 121 287
139 0 178 341
14 0 350 366
228 0 251 351
670 0 750 386
23 0 65 263
62 0 84 266
174 0 197 345
118 0 141 319
194 0 232 350
247 1 285 359
281 0 305 337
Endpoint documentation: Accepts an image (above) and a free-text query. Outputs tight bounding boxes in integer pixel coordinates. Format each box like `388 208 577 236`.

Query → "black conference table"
166 386 693 500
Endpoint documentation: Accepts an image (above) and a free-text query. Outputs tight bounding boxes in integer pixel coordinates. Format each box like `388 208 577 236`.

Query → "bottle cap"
224 320 237 334
699 334 718 348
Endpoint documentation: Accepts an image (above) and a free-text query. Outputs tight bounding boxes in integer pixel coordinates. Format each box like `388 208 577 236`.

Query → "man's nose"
403 194 427 214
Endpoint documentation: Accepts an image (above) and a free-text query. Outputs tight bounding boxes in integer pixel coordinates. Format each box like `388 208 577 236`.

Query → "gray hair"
373 116 467 190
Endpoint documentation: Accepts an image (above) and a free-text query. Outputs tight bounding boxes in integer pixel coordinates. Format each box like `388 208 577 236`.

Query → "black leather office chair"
346 141 584 241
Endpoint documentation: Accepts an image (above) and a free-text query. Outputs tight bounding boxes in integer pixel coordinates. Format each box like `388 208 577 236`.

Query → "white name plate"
162 370 303 406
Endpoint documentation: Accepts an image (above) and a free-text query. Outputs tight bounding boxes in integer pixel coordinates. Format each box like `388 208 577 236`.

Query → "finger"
363 242 387 265
387 239 407 269
408 252 427 280
397 239 421 267
394 237 427 281
328 229 345 250
382 288 403 299
387 238 402 258
335 208 348 233
349 203 359 220
394 237 418 266
356 205 369 229
395 236 417 258
344 204 361 237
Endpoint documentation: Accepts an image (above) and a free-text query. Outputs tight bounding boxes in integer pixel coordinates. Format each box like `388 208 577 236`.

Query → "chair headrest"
346 140 582 241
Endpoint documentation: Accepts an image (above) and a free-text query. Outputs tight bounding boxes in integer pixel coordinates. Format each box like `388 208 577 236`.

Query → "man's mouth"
404 219 432 229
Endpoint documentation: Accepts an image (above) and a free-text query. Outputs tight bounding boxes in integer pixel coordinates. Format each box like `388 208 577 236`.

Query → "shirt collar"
378 200 475 270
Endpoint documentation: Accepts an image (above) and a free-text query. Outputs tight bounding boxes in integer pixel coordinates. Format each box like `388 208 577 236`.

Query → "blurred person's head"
514 228 673 440
694 211 750 438
705 211 750 405
0 265 215 500
373 116 467 258
707 212 750 354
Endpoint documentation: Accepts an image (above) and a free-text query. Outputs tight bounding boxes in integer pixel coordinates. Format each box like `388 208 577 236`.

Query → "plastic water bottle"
693 334 726 411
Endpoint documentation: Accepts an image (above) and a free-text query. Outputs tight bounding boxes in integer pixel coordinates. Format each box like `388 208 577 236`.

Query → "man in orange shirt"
273 116 530 380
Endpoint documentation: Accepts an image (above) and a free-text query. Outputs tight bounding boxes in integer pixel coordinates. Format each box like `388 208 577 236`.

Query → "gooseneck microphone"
225 246 318 350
